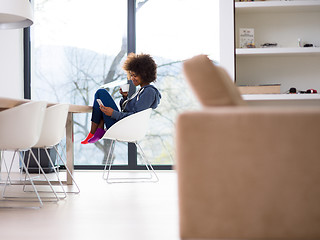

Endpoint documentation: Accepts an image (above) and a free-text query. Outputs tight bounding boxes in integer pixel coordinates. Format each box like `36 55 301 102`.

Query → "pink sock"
88 128 106 143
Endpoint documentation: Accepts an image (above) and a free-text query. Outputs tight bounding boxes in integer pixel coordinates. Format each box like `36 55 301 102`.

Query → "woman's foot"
81 132 94 144
87 128 106 143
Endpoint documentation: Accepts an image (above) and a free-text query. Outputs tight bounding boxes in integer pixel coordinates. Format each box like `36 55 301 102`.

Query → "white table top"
0 96 92 113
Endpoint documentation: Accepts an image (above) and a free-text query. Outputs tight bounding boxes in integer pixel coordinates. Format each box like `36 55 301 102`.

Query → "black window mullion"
127 0 136 54
127 0 138 169
24 0 32 100
23 27 31 99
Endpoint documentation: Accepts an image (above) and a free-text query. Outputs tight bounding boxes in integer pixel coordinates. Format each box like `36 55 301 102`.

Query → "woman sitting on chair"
81 53 161 144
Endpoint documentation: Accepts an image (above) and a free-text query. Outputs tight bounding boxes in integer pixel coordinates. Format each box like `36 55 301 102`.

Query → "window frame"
24 0 172 170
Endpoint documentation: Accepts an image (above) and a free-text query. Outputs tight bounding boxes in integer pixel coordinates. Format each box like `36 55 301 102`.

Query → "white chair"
102 108 159 183
26 103 80 194
0 101 50 208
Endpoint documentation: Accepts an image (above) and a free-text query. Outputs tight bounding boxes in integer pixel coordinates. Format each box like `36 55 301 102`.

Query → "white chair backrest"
102 108 152 142
0 101 47 150
34 104 69 148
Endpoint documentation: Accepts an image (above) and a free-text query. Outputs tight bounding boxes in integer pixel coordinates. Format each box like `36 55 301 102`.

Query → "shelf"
236 47 320 57
242 94 320 101
235 1 320 14
242 94 320 106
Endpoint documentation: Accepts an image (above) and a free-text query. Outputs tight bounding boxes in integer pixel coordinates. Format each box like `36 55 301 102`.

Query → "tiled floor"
0 171 180 240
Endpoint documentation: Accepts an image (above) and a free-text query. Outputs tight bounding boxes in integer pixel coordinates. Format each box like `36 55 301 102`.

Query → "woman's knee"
95 88 109 98
94 88 118 110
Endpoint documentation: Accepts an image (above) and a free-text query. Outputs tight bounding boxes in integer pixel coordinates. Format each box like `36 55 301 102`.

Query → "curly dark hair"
122 53 157 83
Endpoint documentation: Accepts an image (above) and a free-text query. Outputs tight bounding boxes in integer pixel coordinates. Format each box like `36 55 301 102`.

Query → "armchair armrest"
176 106 320 239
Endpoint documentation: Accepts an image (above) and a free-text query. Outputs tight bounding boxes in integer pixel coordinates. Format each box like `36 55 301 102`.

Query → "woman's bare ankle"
98 119 104 129
90 122 99 134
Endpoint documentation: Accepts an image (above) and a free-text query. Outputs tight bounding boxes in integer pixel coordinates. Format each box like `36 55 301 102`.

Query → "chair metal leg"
103 141 159 184
19 153 43 206
2 151 16 198
22 143 80 195
0 150 12 184
102 140 115 180
23 150 36 190
43 148 67 198
1 150 43 209
21 150 60 201
136 142 159 183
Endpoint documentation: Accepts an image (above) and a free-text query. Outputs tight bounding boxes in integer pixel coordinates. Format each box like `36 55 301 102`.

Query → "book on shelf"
237 84 281 94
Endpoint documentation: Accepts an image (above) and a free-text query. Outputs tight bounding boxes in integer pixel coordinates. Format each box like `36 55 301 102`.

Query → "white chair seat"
102 108 158 183
103 108 152 142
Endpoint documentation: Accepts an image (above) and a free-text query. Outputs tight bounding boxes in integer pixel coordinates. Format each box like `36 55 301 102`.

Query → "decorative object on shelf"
286 88 318 94
298 38 302 47
0 0 33 29
304 44 314 48
246 43 256 48
306 89 318 94
297 38 317 48
261 43 278 48
239 28 255 48
289 87 297 94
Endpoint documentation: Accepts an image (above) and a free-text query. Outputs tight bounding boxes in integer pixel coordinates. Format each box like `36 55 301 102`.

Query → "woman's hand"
100 106 114 116
120 88 128 98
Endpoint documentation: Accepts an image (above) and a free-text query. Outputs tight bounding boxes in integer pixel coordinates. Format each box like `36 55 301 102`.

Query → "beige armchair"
176 55 320 239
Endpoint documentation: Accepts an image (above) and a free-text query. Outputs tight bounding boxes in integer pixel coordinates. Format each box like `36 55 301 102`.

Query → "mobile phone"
96 99 104 107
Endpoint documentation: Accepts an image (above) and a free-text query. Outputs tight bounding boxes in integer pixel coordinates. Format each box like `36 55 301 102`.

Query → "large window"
30 0 219 169
136 0 220 166
31 0 129 167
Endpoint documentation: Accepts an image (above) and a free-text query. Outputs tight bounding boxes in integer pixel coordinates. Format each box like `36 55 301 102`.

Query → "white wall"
219 0 235 80
0 29 24 98
0 29 24 173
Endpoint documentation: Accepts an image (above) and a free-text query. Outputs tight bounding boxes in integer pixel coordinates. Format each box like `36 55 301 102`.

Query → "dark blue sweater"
111 83 161 121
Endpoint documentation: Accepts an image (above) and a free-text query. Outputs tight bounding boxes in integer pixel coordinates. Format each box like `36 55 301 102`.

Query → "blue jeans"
91 89 119 129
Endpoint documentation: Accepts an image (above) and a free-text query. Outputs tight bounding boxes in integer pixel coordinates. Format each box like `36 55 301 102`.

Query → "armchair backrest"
0 101 47 150
183 54 246 107
34 103 69 148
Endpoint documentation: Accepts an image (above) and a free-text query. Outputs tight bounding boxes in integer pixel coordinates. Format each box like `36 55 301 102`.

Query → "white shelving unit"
220 0 320 94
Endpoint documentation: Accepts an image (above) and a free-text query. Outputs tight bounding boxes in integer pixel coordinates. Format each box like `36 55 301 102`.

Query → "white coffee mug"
120 83 130 92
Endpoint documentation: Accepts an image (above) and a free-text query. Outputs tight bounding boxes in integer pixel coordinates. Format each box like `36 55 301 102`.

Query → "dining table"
0 96 92 185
